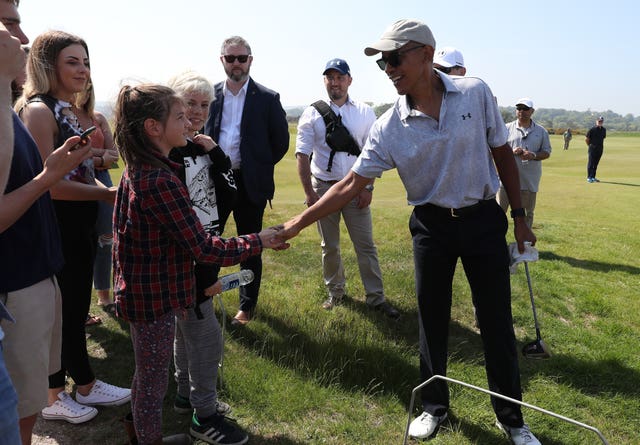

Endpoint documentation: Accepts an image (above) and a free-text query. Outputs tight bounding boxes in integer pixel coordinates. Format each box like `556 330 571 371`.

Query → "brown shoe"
322 295 342 310
231 310 252 326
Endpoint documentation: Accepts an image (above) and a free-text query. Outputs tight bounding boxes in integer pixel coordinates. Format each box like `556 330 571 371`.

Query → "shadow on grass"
227 300 420 402
539 251 640 275
598 180 640 187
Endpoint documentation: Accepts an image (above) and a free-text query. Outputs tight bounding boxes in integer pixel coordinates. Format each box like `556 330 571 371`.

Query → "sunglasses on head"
376 45 425 70
516 106 531 111
223 54 250 63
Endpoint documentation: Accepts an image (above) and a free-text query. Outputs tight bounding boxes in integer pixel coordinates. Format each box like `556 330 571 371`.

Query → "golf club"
522 261 551 359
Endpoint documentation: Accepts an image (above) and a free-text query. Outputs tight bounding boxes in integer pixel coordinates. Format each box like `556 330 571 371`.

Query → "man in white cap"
585 116 606 182
497 98 552 228
279 19 541 445
433 46 466 76
295 58 399 319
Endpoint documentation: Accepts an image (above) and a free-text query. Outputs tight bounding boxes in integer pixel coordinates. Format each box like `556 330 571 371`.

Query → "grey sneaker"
496 420 542 445
408 411 447 440
322 295 342 310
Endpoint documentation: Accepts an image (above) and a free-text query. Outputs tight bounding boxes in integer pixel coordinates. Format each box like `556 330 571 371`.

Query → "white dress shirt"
218 80 249 169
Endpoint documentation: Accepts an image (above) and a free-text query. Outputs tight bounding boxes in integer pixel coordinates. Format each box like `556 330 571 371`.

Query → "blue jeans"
0 339 20 445
93 169 114 290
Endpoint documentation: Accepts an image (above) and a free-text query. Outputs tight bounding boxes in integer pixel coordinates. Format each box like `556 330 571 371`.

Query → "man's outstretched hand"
259 225 290 251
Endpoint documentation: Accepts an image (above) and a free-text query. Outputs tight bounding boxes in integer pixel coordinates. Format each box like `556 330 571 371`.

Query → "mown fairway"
34 132 639 444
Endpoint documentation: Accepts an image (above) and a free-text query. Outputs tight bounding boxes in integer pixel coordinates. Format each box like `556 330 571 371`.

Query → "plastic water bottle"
219 270 254 292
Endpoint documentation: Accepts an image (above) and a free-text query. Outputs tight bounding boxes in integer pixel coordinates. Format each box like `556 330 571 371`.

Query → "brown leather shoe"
231 310 252 326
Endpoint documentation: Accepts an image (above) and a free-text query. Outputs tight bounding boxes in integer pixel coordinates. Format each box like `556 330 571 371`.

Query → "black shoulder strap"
311 100 338 127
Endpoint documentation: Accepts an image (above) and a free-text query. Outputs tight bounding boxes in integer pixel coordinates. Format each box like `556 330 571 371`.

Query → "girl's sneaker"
190 413 248 445
41 392 98 424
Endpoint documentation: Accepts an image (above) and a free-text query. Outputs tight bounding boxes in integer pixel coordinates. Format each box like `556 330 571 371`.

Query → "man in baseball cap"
364 19 435 56
294 57 400 319
322 58 350 76
358 19 541 445
433 46 466 76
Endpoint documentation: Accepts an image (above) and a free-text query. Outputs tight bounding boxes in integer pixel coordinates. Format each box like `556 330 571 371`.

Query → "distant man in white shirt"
295 58 399 319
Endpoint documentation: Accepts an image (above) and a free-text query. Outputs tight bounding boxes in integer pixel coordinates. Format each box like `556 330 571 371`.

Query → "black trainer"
190 413 248 445
173 394 192 414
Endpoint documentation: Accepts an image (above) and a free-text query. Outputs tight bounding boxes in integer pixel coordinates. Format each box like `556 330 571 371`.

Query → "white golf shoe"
408 411 447 440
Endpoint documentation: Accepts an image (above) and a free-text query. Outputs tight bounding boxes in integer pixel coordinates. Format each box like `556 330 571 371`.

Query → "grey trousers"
312 176 385 306
174 299 221 418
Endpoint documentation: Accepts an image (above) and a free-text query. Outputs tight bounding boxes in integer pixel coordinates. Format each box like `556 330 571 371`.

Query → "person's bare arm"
0 23 24 196
492 143 536 252
282 170 370 239
295 153 320 207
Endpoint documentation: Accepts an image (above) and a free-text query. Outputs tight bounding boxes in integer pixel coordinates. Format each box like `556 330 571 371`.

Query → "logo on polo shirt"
461 113 471 120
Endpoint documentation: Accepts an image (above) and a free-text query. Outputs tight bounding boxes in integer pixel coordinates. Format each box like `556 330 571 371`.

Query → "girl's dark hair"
114 84 181 170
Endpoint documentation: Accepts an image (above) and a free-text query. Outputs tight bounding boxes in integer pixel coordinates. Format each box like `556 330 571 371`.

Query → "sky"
17 0 640 116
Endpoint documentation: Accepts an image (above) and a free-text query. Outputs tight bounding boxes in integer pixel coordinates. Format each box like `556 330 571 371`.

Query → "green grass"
49 133 639 444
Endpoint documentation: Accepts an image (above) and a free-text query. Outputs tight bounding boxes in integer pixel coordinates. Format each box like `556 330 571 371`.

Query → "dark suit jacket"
205 78 289 205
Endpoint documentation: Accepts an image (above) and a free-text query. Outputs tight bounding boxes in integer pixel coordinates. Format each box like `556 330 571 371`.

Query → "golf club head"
522 339 551 359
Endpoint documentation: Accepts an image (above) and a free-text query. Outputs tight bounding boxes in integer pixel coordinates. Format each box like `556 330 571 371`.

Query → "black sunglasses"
222 54 250 63
376 45 425 70
516 106 531 111
435 66 453 74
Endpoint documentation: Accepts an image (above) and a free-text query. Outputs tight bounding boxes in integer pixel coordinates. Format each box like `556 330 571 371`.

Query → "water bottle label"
226 279 240 290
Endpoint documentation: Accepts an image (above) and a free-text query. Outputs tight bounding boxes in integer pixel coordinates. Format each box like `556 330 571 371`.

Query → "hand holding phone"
69 126 97 151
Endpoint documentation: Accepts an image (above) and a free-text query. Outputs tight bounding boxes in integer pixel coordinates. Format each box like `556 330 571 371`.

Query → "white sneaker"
41 392 98 424
75 379 131 406
496 420 542 445
408 411 447 440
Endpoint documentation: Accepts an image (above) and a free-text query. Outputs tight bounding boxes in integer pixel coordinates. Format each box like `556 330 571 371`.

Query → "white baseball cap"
434 46 465 68
516 98 534 109
364 19 436 56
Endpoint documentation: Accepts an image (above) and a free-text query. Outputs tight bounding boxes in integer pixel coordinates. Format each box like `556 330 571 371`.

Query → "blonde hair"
15 30 89 111
167 71 213 100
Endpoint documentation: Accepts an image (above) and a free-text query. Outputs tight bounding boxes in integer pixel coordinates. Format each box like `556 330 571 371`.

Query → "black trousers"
587 145 604 179
410 200 524 427
214 170 266 313
49 201 98 388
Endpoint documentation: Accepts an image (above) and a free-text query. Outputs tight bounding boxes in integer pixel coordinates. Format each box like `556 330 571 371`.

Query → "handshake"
257 223 295 251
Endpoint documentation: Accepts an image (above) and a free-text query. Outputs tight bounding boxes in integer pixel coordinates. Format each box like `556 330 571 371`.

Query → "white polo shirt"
353 72 508 209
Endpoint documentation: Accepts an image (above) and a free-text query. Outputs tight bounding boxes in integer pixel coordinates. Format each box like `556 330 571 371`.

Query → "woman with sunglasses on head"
17 30 130 425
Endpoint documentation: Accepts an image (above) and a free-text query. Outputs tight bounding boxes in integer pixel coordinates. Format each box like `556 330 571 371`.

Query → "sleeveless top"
24 94 96 185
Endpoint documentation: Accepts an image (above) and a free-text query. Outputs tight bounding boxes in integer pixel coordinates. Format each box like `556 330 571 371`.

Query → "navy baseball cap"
323 58 351 76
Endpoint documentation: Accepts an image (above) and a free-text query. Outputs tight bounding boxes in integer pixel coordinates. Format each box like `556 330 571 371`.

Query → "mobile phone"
70 126 97 151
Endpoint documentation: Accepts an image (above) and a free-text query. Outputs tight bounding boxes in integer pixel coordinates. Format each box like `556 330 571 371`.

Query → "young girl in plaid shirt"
112 84 286 445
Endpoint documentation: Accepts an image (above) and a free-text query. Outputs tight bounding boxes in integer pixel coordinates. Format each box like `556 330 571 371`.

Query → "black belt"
420 199 493 218
313 176 340 185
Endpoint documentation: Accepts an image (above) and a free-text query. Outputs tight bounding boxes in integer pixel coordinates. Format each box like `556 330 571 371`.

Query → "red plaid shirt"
113 154 262 322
